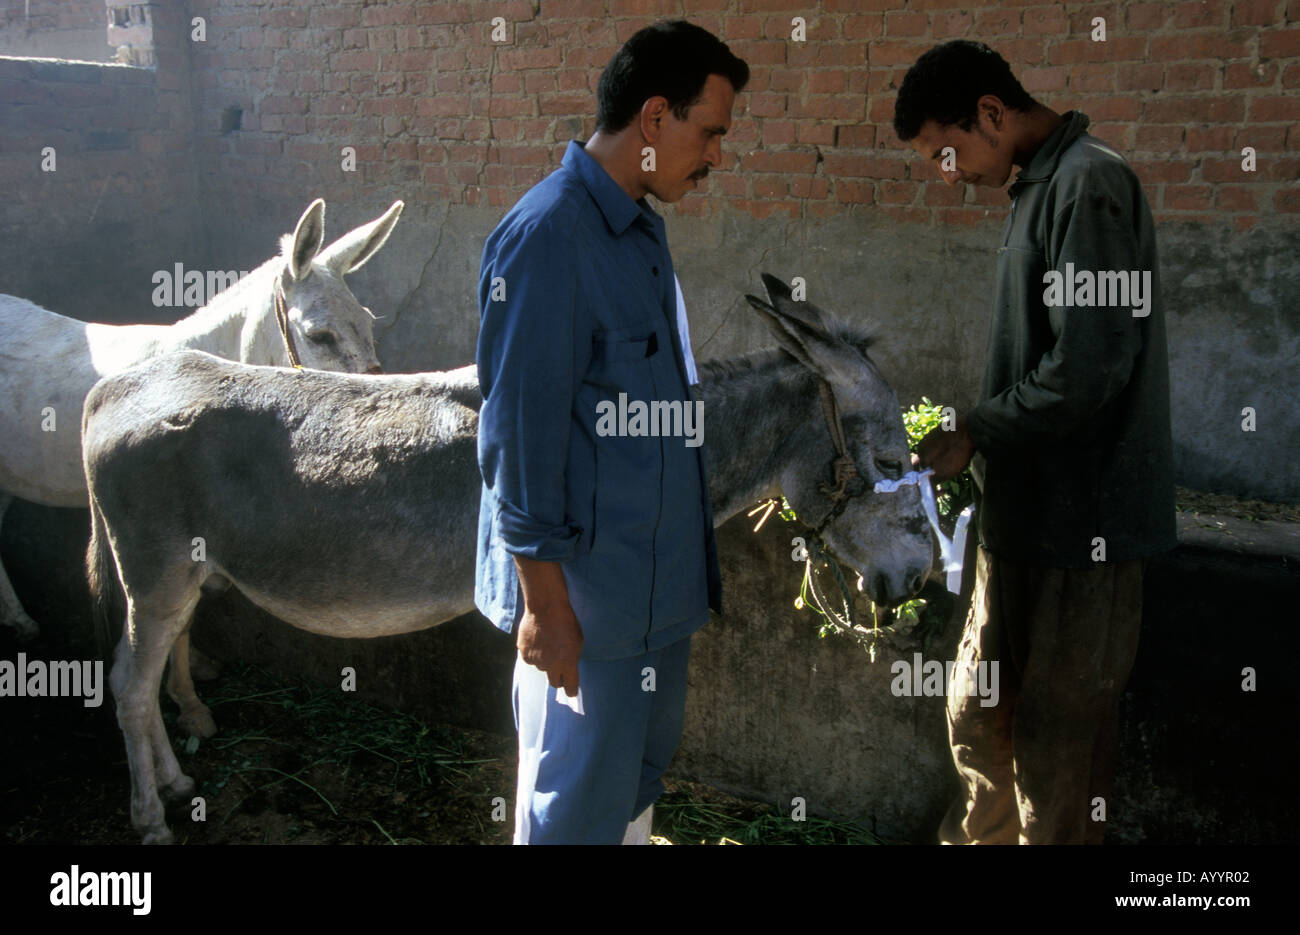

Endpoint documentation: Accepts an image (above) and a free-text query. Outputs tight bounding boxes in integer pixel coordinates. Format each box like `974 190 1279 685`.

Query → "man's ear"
977 94 1006 131
639 95 669 144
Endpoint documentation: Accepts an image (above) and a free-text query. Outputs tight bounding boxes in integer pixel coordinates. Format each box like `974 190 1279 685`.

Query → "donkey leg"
0 493 40 640
168 629 217 738
111 626 176 845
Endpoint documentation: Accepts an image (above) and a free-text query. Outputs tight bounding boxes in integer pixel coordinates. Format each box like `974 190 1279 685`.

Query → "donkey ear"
318 200 405 276
751 274 865 387
746 293 818 373
288 198 326 281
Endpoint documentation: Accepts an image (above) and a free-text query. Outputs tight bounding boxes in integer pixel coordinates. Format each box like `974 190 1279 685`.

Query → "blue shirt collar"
562 140 662 238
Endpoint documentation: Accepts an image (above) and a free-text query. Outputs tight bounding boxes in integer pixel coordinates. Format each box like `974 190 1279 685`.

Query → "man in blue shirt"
475 21 748 844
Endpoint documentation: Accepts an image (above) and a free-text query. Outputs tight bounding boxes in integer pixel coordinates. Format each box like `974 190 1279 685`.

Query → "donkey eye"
307 329 338 347
875 458 903 479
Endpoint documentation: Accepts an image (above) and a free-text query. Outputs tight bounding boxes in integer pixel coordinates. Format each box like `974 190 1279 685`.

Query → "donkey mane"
697 320 880 385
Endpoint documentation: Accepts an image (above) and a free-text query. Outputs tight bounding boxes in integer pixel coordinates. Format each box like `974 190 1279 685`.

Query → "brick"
1186 126 1235 151
727 39 787 66
1134 124 1185 151
834 180 875 204
825 153 908 178
1069 64 1116 91
1164 63 1216 91
1130 159 1195 182
1231 0 1285 26
885 11 929 36
1024 6 1069 34
843 14 884 39
870 41 936 67
878 180 918 203
1236 126 1289 150
835 124 876 147
1249 94 1300 121
766 67 802 93
787 95 863 120
974 9 1021 35
742 150 819 173
1214 186 1259 212
499 47 563 71
1080 96 1141 121
1148 34 1251 61
924 183 963 206
1117 63 1163 91
794 121 836 144
1164 184 1212 209
749 92 787 117
1225 62 1279 88
808 71 847 94
787 43 866 67
1172 0 1226 29
932 11 974 36
331 50 379 71
1049 38 1148 66
1261 27 1300 57
1142 95 1245 122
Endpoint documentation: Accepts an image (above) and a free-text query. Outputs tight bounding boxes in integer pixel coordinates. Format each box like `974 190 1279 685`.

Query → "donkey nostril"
908 574 923 595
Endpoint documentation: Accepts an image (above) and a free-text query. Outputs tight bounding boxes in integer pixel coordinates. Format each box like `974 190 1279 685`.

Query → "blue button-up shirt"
475 140 723 661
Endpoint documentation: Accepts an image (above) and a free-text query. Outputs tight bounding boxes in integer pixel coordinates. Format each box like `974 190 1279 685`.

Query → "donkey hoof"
160 774 196 803
142 827 174 845
179 706 217 739
189 648 222 681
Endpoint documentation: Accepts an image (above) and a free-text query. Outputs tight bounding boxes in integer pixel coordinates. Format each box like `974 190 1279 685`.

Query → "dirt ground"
1 656 880 846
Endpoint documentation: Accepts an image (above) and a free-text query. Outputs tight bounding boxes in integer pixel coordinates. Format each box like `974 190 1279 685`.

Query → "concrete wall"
0 0 111 63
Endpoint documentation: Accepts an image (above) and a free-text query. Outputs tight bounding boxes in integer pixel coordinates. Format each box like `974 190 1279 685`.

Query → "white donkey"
0 198 404 644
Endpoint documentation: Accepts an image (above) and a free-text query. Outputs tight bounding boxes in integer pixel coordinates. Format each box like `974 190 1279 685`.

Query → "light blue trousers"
512 635 692 844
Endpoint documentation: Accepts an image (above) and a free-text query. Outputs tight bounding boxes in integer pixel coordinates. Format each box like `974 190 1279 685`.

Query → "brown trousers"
939 547 1144 845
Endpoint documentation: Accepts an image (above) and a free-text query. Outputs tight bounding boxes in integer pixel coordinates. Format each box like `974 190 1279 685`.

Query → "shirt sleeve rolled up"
476 216 584 562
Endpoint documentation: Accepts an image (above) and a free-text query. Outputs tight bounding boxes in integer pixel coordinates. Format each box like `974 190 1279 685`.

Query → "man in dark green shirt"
895 41 1176 844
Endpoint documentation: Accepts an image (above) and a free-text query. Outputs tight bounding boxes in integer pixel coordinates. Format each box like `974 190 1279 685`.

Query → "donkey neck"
163 260 281 360
697 350 821 525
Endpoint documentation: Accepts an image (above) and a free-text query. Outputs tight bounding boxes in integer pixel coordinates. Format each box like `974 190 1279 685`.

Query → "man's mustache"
690 167 710 180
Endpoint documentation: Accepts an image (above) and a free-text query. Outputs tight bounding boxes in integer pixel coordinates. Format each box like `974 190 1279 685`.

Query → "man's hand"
513 556 583 695
917 415 977 482
517 603 583 696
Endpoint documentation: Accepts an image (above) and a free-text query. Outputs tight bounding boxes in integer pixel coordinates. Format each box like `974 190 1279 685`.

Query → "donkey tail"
87 496 117 660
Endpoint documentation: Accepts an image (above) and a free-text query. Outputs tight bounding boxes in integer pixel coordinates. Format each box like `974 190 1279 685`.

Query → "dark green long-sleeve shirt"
965 111 1177 567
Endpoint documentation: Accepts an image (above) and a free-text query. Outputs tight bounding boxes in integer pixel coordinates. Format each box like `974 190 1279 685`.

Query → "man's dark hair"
892 40 1036 142
596 20 749 133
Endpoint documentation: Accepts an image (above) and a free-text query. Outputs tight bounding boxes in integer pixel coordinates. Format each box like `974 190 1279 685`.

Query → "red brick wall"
185 0 1299 230
0 2 199 320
